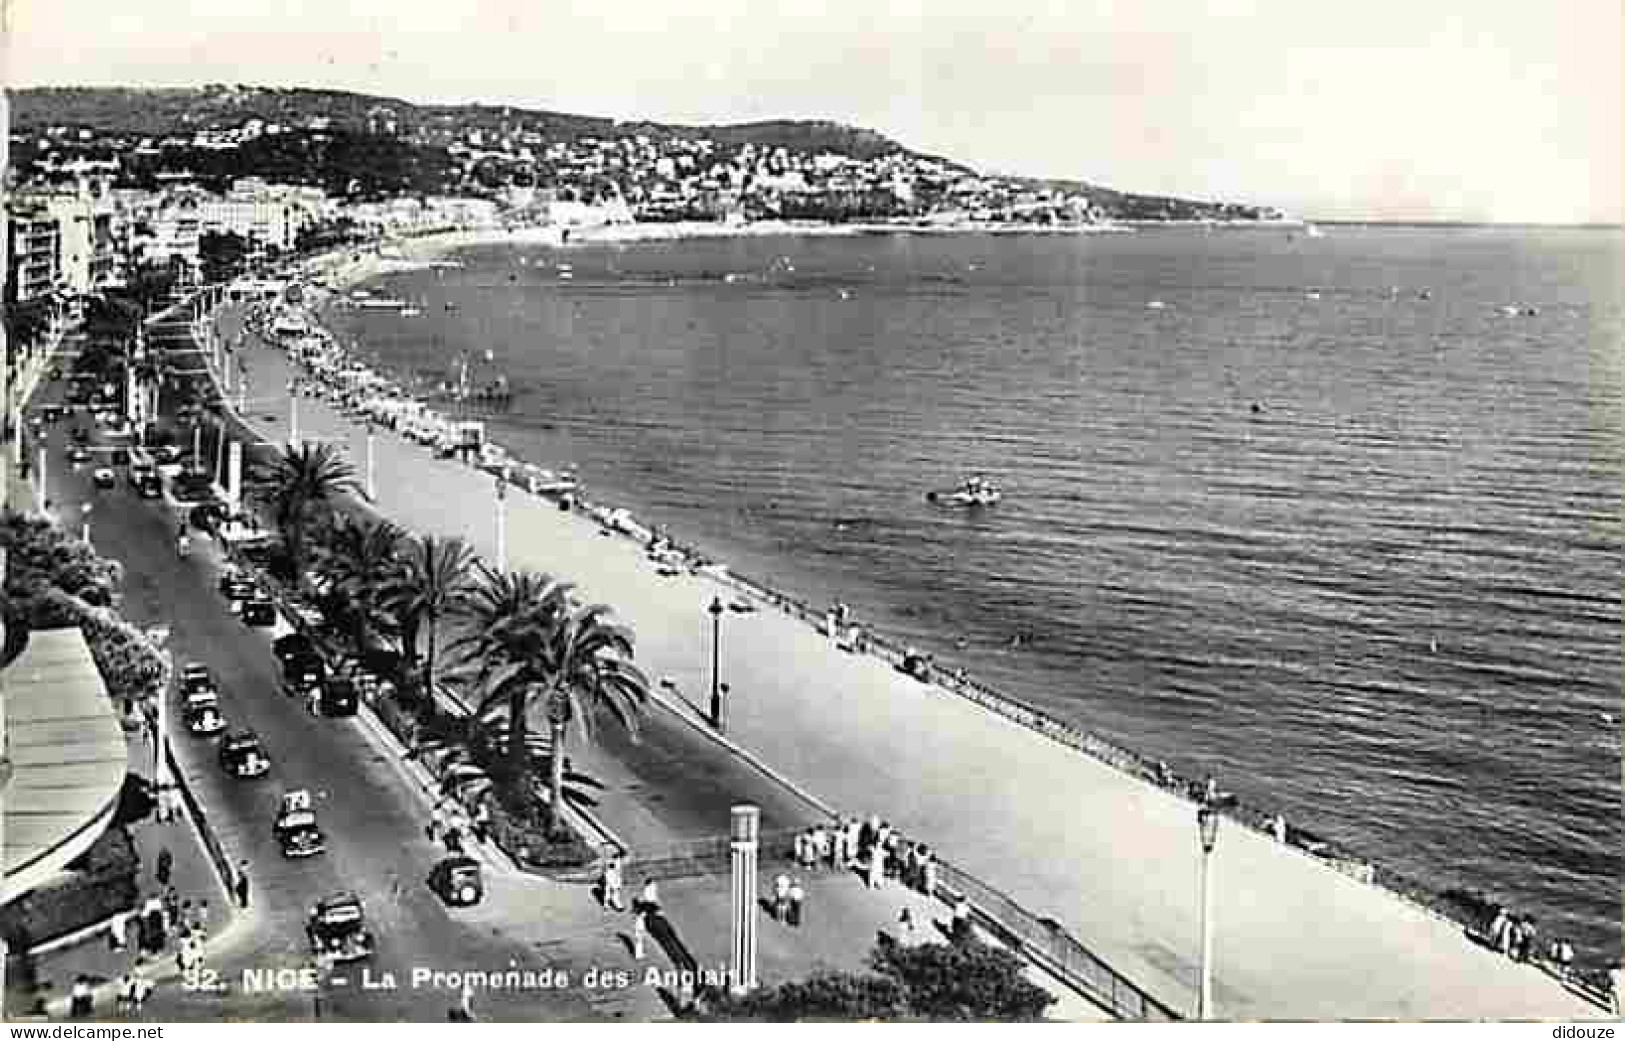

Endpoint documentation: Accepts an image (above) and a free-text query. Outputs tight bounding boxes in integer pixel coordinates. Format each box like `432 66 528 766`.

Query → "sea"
325 225 1624 962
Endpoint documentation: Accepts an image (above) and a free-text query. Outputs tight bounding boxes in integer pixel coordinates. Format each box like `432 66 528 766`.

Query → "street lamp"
288 379 300 446
708 596 725 732
79 502 93 547
1196 795 1221 1020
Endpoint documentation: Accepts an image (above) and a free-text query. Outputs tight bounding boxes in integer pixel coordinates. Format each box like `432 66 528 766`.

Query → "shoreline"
203 280 1609 1016
284 243 1615 972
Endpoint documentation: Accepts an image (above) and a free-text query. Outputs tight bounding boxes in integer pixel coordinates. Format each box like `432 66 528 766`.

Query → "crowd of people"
788 815 941 899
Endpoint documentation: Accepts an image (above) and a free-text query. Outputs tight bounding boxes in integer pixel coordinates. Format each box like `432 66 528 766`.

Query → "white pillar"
227 441 243 515
35 446 46 514
494 472 506 573
1199 846 1215 1020
290 386 300 446
365 427 376 501
729 804 760 995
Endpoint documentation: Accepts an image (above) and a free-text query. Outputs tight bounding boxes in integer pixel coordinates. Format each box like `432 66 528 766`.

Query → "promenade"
219 303 1601 1020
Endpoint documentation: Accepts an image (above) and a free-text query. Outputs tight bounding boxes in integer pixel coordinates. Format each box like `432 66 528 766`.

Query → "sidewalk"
8 724 238 1020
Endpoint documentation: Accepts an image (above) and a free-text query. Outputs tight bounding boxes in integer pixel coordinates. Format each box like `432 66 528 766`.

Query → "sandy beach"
202 289 1604 1020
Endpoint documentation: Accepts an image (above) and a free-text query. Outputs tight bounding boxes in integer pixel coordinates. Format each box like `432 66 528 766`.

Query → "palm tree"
312 513 407 654
451 567 649 830
247 441 358 583
385 534 476 700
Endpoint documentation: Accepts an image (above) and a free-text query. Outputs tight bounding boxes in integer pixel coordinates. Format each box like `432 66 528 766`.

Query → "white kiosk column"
226 441 243 516
729 804 760 996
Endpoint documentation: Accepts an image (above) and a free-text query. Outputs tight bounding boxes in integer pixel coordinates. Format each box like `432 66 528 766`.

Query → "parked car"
320 674 360 717
218 730 270 778
110 447 131 466
429 856 484 907
180 662 217 696
92 466 116 489
273 632 317 668
135 474 163 499
241 598 277 628
67 445 91 464
182 690 226 735
306 893 374 963
282 650 325 695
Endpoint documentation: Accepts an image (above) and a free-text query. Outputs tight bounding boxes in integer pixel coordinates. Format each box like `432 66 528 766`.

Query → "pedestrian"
602 856 625 912
130 969 153 1014
141 894 166 953
773 873 791 921
472 802 491 844
191 900 209 938
792 831 807 868
444 819 465 855
458 981 476 1022
305 684 321 716
69 974 94 1017
1508 915 1534 961
639 878 659 914
426 807 443 844
952 896 972 943
631 906 647 960
898 906 916 941
1551 937 1575 980
234 860 251 909
108 908 129 952
163 784 183 823
162 885 181 927
831 828 847 871
919 847 939 896
1271 814 1288 844
866 845 884 890
1489 907 1512 955
788 879 805 927
1609 964 1622 1017
116 973 135 1015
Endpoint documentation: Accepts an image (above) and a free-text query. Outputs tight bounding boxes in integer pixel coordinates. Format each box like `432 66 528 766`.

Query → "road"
28 359 600 1022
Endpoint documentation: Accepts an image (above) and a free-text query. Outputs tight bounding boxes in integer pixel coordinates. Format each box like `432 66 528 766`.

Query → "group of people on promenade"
426 795 493 854
1483 905 1576 980
790 815 940 898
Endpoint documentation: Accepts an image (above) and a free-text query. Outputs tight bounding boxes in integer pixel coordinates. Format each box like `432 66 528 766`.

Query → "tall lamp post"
1196 796 1221 1020
288 380 301 446
79 502 93 547
708 597 725 732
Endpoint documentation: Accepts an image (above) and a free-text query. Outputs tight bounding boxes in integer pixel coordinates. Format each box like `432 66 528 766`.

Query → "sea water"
327 225 1623 961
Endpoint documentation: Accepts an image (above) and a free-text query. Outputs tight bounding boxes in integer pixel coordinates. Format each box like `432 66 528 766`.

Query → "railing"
622 827 807 883
932 857 1181 1022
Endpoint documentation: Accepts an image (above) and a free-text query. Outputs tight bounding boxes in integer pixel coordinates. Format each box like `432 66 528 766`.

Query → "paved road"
27 363 598 1022
211 293 1606 1020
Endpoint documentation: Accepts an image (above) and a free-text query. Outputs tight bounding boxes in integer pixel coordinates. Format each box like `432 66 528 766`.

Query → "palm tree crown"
247 441 358 582
385 534 477 699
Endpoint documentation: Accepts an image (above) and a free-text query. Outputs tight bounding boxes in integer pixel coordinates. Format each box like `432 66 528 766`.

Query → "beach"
202 268 1607 1019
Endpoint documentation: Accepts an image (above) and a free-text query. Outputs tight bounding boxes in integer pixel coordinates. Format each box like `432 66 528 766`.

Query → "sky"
4 0 1621 223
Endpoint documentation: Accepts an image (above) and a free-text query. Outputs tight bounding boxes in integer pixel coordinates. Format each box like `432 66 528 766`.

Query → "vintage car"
182 690 226 735
274 792 326 858
135 473 163 499
319 673 360 717
282 650 326 696
273 632 317 669
241 598 277 628
67 444 91 464
218 730 270 778
180 662 217 696
428 855 484 907
92 466 117 489
307 892 374 963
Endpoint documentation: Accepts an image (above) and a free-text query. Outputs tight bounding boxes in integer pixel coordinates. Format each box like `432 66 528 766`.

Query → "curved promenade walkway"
220 306 1599 1020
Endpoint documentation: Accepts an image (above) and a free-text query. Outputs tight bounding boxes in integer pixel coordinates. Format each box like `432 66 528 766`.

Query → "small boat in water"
399 306 422 317
927 475 1003 508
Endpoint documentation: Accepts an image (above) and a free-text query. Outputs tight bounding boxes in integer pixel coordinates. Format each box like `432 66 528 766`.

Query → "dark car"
222 576 258 604
182 691 226 735
92 466 117 489
241 598 277 628
218 730 270 778
282 650 325 692
67 445 91 464
190 502 229 532
110 447 131 466
307 893 374 963
135 474 163 499
320 674 359 717
275 809 327 859
429 856 484 907
273 632 317 668
179 662 217 696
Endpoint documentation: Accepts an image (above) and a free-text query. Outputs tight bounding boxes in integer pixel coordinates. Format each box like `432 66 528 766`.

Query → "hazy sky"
5 1 1620 223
